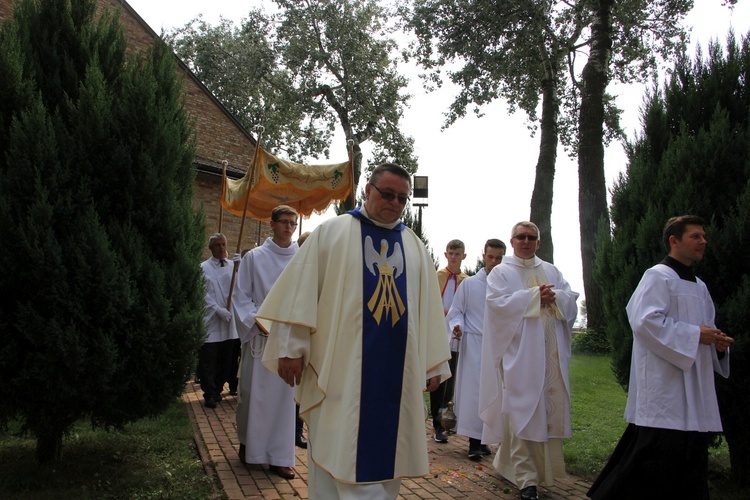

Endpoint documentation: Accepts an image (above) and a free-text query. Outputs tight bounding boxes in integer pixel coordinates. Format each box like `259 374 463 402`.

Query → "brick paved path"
183 381 592 499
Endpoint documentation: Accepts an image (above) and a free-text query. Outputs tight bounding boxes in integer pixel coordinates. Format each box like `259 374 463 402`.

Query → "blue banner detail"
354 213 409 482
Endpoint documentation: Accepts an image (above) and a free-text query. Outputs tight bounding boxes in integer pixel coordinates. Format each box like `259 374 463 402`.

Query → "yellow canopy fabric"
222 146 353 220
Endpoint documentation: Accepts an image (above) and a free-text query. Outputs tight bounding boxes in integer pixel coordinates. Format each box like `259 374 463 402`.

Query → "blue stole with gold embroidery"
349 208 408 482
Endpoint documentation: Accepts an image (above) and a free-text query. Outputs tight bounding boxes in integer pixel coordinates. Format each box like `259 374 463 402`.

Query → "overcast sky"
128 0 750 303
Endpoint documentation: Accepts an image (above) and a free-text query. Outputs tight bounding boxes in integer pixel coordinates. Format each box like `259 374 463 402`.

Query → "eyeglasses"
370 184 409 205
273 220 298 228
513 234 538 241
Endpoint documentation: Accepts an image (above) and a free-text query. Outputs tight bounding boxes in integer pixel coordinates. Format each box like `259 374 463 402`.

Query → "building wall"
0 0 273 256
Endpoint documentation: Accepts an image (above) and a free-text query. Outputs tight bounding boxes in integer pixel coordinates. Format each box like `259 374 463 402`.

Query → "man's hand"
700 325 734 352
278 357 304 387
452 325 463 339
540 283 556 305
426 375 441 392
216 308 232 322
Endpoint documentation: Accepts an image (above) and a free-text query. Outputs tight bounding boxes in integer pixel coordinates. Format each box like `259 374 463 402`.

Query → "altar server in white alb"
588 215 732 500
233 205 300 480
479 221 578 500
198 233 240 409
447 238 505 460
255 163 451 499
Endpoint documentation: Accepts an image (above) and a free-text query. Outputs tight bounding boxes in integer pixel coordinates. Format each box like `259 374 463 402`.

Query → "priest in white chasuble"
256 163 451 499
479 221 578 500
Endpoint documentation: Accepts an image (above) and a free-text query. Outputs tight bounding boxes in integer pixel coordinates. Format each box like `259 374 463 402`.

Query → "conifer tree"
596 31 750 484
0 0 205 462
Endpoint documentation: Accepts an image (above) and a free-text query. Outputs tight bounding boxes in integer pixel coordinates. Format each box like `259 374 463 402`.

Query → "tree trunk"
342 142 364 211
36 430 63 463
530 68 559 264
577 0 612 333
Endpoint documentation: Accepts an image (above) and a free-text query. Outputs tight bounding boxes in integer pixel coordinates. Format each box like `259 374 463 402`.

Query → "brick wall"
0 0 271 258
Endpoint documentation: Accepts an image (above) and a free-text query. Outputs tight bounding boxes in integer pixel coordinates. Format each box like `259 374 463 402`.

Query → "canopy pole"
226 126 264 310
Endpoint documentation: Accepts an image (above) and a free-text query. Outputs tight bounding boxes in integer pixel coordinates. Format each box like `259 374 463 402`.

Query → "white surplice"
233 237 298 467
625 264 729 432
200 256 239 343
446 268 488 440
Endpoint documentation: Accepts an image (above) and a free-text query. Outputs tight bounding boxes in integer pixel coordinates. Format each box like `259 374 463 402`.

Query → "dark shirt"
660 256 696 282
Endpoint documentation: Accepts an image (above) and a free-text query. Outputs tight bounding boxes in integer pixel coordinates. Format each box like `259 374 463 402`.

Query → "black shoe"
434 430 448 443
238 444 247 464
468 444 482 461
480 444 492 456
204 397 217 409
269 465 295 479
215 393 223 402
520 485 538 500
295 434 308 449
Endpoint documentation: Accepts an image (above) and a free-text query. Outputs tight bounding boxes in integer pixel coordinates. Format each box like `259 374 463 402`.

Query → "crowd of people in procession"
197 163 733 500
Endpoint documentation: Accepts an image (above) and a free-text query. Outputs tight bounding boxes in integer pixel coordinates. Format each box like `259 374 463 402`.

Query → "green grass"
567 353 628 479
567 354 746 498
0 398 216 499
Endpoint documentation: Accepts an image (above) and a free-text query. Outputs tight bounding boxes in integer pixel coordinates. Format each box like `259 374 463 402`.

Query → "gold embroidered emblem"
364 236 405 326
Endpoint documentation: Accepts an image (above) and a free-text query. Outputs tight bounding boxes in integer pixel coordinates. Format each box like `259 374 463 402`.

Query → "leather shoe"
434 430 448 443
520 485 538 500
480 444 492 456
295 434 308 449
204 397 217 409
238 444 247 465
269 465 295 479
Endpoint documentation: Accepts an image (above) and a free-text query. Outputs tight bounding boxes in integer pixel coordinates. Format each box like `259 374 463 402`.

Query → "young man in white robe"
233 205 300 480
447 238 505 460
431 239 468 443
198 233 240 409
479 221 579 500
255 163 452 499
588 215 732 499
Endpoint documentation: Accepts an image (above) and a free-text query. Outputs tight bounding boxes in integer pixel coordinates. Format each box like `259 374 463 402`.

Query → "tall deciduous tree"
404 0 590 263
403 0 692 327
596 32 750 483
167 12 328 160
577 0 693 333
170 0 417 204
0 0 205 462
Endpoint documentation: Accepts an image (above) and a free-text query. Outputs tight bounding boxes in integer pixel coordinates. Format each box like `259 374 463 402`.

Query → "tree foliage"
167 11 327 160
596 31 750 484
0 0 206 462
401 0 692 320
577 0 693 334
169 0 417 203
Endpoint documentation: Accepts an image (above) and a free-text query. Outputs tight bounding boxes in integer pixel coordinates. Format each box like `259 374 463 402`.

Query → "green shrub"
572 329 610 355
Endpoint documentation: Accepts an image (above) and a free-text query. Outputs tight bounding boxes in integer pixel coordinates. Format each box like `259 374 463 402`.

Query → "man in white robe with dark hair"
479 221 578 500
255 163 451 499
447 238 505 460
588 215 732 499
234 205 300 480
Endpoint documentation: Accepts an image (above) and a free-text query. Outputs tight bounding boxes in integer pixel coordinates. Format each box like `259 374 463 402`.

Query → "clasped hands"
540 283 556 305
700 325 734 352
